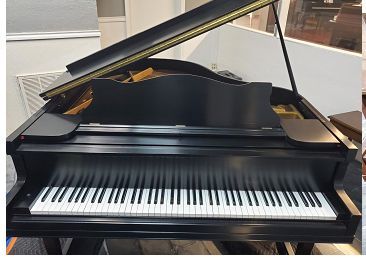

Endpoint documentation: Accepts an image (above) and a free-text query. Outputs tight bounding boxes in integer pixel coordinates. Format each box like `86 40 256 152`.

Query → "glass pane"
285 0 361 53
231 3 278 33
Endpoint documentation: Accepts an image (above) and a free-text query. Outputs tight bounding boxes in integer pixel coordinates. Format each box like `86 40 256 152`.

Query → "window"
285 0 361 53
231 4 277 34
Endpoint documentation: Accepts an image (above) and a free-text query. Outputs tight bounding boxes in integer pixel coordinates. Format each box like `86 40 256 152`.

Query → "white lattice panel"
17 72 63 117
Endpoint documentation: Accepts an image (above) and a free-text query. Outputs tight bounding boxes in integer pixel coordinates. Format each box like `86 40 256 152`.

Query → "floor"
6 156 362 255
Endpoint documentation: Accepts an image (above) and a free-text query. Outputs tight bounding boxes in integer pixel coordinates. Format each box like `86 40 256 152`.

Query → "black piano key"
245 190 252 206
224 190 230 206
121 174 131 204
98 188 106 203
207 175 213 205
310 191 322 207
192 175 197 205
170 174 175 204
91 188 101 203
177 189 181 205
147 174 155 204
81 188 90 203
261 191 269 206
108 188 116 203
236 190 243 206
192 189 197 205
228 178 236 206
251 191 259 206
298 191 309 207
68 187 79 203
208 190 213 205
229 190 236 206
198 175 203 205
130 188 138 205
41 187 53 202
137 176 145 204
74 188 84 203
222 177 229 206
266 191 275 206
186 176 191 205
304 191 315 207
288 191 299 207
114 188 122 203
187 190 191 205
121 187 128 204
177 174 181 205
160 176 166 204
51 187 63 202
198 189 203 205
273 191 282 207
154 174 161 205
233 179 243 206
282 191 292 207
170 189 175 205
58 187 69 202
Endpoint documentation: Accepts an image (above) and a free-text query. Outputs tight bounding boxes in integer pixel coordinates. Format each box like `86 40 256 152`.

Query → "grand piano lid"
40 0 276 100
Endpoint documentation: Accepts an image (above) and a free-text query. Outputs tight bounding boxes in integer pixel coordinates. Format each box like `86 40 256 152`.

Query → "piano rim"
6 214 357 243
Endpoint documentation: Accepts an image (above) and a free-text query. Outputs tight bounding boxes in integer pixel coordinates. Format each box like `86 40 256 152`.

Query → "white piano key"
231 191 241 218
83 188 97 215
186 189 195 217
129 190 140 216
120 188 133 216
107 188 118 216
147 189 156 216
202 190 211 218
315 192 336 220
72 187 87 215
195 189 203 218
176 189 184 217
99 188 112 216
41 187 60 215
59 187 74 215
137 189 148 216
257 191 270 219
142 189 151 216
218 190 230 218
30 187 49 215
211 190 220 218
265 191 277 219
238 191 248 218
170 189 177 217
48 187 65 215
161 189 169 217
293 192 311 220
66 187 81 215
302 192 320 220
240 191 253 218
287 191 302 219
89 188 102 216
277 191 293 219
253 191 265 219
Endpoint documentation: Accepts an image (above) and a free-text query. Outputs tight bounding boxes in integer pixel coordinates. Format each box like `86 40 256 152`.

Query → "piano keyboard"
30 186 336 220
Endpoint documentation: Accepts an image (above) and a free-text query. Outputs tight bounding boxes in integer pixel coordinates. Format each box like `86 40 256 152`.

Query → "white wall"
7 0 99 33
215 24 361 117
125 0 182 59
98 17 127 48
6 35 101 136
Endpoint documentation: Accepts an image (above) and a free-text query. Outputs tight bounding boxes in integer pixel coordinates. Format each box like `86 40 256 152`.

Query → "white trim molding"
6 30 101 42
98 16 126 23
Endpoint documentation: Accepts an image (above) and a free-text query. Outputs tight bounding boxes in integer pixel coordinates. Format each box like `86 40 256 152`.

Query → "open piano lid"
40 0 276 100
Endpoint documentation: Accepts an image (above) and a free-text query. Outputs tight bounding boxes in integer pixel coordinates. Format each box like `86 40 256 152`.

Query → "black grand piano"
6 0 360 255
